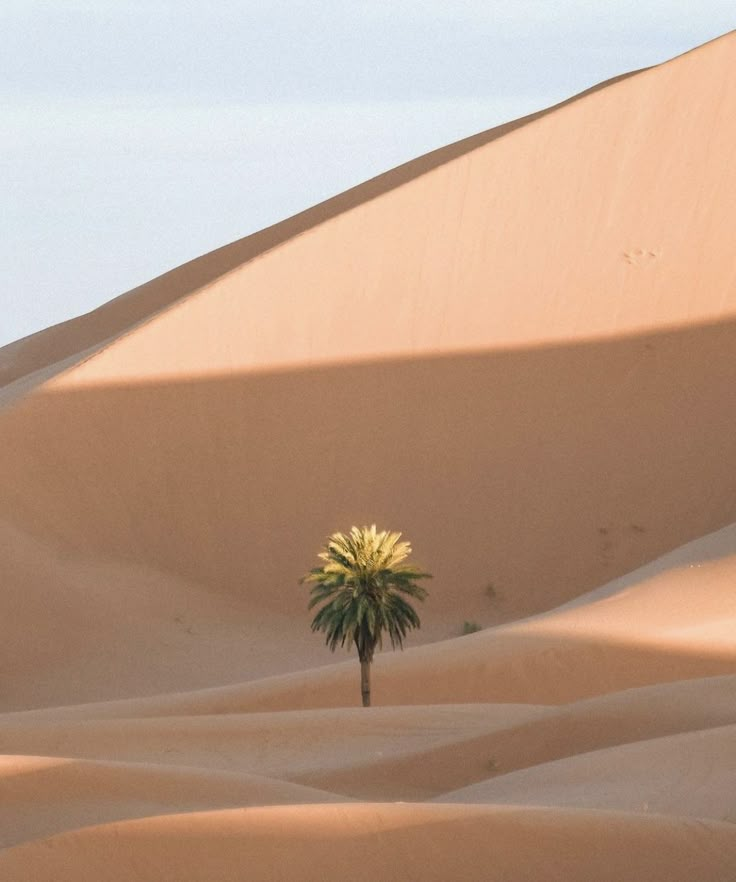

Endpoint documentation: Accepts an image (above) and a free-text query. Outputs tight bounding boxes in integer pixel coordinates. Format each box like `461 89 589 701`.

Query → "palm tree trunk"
360 659 371 707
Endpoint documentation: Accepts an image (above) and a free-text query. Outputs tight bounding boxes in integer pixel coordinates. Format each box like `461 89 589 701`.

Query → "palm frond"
302 524 430 663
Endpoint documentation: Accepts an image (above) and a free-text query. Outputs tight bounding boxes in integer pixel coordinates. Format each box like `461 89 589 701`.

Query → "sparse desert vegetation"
1 25 735 882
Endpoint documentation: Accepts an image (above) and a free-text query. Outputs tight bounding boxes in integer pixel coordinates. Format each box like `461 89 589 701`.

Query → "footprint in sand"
622 248 661 267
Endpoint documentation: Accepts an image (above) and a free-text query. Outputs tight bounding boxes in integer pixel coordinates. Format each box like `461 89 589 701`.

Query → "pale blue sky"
1 2 733 347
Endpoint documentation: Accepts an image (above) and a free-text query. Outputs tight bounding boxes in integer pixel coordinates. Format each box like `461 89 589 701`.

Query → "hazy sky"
1 2 733 347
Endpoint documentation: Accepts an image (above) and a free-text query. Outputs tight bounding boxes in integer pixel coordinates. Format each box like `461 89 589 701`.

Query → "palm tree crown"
301 525 430 705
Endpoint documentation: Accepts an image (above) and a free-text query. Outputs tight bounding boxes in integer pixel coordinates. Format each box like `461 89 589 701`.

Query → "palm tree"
301 525 430 707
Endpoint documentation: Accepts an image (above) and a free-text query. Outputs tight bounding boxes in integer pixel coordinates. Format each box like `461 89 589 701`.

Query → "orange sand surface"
1 30 735 881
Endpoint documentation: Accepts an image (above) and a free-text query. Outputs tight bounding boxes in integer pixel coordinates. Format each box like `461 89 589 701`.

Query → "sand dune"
1 28 735 882
440 723 736 820
1 805 735 882
0 754 345 850
2 38 736 701
2 320 736 712
5 521 733 721
2 676 734 803
291 674 736 799
0 706 549 807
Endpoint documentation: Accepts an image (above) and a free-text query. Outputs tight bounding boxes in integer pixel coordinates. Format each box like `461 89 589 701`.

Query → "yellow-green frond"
301 524 431 659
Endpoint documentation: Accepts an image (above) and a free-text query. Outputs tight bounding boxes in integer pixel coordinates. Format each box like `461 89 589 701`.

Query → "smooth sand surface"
1 29 735 881
1 805 735 882
440 723 736 821
0 755 347 850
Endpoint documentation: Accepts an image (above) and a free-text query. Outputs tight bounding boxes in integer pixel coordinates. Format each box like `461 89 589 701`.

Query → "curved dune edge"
0 754 347 850
2 626 732 718
3 318 736 713
33 32 736 394
2 30 736 882
1 609 732 720
439 722 736 821
0 65 634 389
1 677 735 803
1 804 735 882
289 674 736 799
0 66 644 398
0 706 551 807
3 520 736 717
0 32 719 394
0 32 733 399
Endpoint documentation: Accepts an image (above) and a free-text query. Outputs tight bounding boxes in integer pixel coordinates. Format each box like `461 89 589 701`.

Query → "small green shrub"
461 620 483 635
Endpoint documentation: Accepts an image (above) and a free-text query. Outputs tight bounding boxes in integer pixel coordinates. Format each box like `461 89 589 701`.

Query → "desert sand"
1 29 735 881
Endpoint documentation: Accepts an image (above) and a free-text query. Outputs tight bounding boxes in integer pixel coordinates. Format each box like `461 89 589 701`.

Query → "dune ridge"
1 804 735 882
1 29 735 882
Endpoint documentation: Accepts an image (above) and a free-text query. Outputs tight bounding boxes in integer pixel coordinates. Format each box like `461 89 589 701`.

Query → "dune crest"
1 29 735 882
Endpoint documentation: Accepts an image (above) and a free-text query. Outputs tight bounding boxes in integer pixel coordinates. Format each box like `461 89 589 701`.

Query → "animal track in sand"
622 248 661 267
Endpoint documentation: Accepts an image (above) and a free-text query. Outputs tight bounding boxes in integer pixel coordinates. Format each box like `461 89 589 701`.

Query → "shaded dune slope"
1 32 734 396
1 319 735 709
0 675 734 803
441 723 736 821
0 755 345 850
1 30 736 882
0 66 648 392
1 33 735 713
1 805 735 882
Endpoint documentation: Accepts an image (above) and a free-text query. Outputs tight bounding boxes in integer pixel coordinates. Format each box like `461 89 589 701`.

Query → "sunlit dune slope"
2 34 733 392
1 32 736 712
1 804 735 882
0 755 346 850
2 518 734 716
2 520 732 871
3 33 735 391
440 723 736 821
0 675 734 804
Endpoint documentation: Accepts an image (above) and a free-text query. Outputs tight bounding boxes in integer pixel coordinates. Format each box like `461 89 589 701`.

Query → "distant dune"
1 29 735 882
